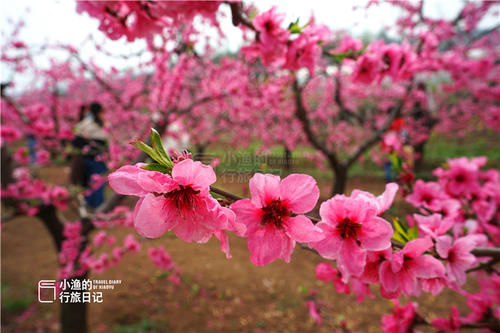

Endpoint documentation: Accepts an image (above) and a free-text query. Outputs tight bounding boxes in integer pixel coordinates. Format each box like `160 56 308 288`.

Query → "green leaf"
392 232 407 245
388 153 402 173
297 285 308 295
287 19 302 34
392 217 409 243
150 128 173 168
130 140 163 164
141 163 171 174
407 223 419 240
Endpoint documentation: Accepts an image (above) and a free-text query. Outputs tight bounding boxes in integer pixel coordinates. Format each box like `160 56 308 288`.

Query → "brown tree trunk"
60 273 88 333
413 139 427 172
284 146 292 171
331 165 348 195
1 145 13 188
37 205 89 333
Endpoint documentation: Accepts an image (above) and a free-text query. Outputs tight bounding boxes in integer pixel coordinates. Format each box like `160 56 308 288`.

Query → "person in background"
72 102 108 209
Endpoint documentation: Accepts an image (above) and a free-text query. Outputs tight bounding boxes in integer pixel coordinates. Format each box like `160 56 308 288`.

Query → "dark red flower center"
164 185 201 210
454 174 466 183
261 199 291 229
264 20 274 32
421 193 433 204
336 217 362 239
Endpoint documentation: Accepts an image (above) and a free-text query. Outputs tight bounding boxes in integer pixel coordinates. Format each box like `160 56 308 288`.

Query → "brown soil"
1 168 471 333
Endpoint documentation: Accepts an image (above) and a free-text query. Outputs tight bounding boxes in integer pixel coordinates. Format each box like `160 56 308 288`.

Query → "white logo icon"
38 280 56 303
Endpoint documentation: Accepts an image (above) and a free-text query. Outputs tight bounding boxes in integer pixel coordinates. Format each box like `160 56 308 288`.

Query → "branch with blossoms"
109 128 500 276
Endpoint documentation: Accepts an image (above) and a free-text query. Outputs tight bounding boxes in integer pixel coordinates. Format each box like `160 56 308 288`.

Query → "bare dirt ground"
2 167 471 333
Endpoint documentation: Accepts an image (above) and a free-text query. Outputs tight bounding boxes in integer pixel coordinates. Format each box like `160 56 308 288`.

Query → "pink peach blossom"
309 188 394 278
380 237 445 296
109 159 237 253
230 173 323 266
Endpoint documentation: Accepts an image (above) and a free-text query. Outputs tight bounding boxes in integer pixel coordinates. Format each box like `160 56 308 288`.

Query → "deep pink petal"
134 194 169 238
248 226 285 266
172 159 216 190
108 165 147 196
280 174 319 213
308 222 341 259
249 173 280 208
339 238 366 277
284 215 324 242
315 263 336 282
358 217 393 251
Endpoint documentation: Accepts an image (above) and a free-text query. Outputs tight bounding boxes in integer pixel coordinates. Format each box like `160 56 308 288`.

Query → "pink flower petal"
308 222 342 259
172 215 213 243
248 225 285 266
411 255 445 279
376 183 399 214
249 173 280 208
436 235 452 258
214 230 231 259
284 215 324 242
403 237 433 258
230 199 262 236
108 165 147 196
134 194 169 238
280 174 319 213
172 159 216 190
358 217 393 251
339 238 366 277
137 171 176 193
379 261 399 292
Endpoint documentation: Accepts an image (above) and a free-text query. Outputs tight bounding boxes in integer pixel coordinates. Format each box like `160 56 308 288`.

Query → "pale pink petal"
248 225 285 266
230 199 262 236
339 238 366 277
315 262 336 282
319 198 344 226
308 222 341 259
379 261 399 292
398 268 418 295
376 183 399 214
137 171 176 193
279 174 319 213
436 235 452 258
172 215 213 243
172 159 216 190
108 165 147 196
411 255 445 279
134 194 169 238
358 217 393 251
284 215 324 242
214 230 231 259
279 235 295 263
403 237 433 258
453 236 477 254
249 173 281 208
